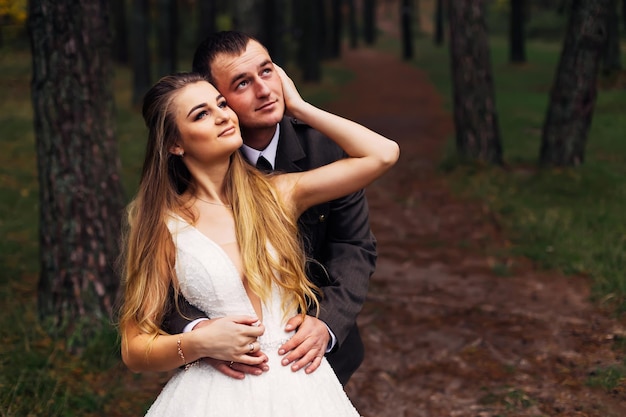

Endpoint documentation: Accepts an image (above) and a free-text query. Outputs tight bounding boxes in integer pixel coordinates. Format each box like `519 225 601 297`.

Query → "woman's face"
170 81 243 164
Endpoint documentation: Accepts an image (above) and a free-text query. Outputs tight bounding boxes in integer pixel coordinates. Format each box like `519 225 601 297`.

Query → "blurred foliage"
0 0 26 23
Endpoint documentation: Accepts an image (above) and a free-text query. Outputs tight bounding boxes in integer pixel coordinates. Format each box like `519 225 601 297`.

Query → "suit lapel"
275 118 306 173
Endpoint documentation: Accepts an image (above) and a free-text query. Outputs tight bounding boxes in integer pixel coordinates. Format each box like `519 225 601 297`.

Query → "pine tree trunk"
156 0 178 78
401 0 414 60
603 0 621 76
130 0 151 105
448 0 503 165
196 0 217 45
363 0 377 45
348 0 358 49
510 0 526 63
260 0 286 65
434 0 444 45
111 0 129 64
329 0 342 59
296 0 322 82
28 0 125 348
540 0 610 166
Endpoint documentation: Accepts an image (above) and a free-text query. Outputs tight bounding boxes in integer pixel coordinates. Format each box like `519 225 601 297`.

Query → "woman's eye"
218 100 228 109
195 110 209 120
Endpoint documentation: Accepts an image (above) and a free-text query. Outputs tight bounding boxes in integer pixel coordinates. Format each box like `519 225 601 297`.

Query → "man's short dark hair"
192 31 261 83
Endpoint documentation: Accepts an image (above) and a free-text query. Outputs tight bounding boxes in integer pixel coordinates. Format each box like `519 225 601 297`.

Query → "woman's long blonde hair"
118 73 319 340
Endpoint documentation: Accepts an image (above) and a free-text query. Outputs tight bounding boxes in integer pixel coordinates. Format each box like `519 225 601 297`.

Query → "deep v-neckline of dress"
171 214 262 321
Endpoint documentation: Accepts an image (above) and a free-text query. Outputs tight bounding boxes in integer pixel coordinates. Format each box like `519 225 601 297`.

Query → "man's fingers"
231 361 269 375
284 314 303 332
304 356 324 374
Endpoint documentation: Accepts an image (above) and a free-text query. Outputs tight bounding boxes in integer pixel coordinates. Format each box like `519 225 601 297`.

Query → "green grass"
401 34 626 311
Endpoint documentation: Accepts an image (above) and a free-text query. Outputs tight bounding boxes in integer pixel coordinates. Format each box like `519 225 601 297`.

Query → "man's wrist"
322 322 337 353
183 317 209 333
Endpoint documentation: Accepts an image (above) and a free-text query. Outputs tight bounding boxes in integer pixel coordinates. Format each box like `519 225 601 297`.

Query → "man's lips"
256 100 277 111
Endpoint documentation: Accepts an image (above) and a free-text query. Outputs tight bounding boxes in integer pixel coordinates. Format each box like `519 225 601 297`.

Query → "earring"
178 150 184 157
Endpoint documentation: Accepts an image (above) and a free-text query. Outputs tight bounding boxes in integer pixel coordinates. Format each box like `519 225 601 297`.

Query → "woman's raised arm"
273 66 400 216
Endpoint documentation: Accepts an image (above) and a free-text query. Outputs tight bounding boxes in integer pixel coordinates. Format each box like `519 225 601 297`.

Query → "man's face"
210 40 285 132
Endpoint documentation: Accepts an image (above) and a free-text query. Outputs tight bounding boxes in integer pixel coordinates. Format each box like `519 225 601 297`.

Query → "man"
163 31 376 386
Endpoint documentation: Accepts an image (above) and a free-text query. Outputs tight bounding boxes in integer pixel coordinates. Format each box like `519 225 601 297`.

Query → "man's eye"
236 80 249 89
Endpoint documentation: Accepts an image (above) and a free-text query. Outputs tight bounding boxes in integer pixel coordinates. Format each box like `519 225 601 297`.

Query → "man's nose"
255 78 271 97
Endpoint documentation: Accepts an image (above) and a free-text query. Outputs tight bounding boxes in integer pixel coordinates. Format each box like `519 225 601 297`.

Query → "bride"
118 66 399 416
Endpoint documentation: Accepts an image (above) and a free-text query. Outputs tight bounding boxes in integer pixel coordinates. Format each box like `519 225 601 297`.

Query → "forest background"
1 0 625 415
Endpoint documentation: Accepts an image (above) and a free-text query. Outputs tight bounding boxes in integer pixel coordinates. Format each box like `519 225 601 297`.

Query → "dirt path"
325 44 626 417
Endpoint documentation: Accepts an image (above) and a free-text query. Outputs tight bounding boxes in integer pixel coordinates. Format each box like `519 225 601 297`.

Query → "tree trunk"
28 0 125 348
296 0 322 81
448 0 503 165
111 0 129 64
363 0 377 45
401 0 414 60
260 0 286 65
328 0 342 59
540 0 611 166
196 0 217 45
603 0 621 76
434 0 444 45
348 0 358 48
156 0 178 78
130 0 151 105
510 0 526 63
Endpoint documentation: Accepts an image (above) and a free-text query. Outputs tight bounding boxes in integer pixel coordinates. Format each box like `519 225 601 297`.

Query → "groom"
163 31 376 386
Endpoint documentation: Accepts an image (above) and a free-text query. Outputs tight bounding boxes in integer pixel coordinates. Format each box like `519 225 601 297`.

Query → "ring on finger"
248 342 255 353
229 361 234 368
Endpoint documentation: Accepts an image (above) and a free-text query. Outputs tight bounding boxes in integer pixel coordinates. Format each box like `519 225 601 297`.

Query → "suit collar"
275 117 306 172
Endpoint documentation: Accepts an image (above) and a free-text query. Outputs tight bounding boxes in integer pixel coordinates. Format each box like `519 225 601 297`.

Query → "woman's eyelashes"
195 110 209 121
193 100 228 121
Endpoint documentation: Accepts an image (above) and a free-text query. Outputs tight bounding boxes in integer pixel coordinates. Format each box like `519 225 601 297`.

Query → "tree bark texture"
434 0 444 45
28 0 125 346
510 0 526 63
328 0 342 59
401 0 414 60
448 0 503 165
602 0 621 75
260 0 286 65
363 0 377 45
295 0 322 82
348 0 358 49
111 0 129 63
130 0 151 105
196 0 217 45
156 0 179 78
540 0 610 166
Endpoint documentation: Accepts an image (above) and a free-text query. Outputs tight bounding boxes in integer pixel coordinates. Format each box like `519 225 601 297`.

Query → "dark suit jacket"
163 117 377 385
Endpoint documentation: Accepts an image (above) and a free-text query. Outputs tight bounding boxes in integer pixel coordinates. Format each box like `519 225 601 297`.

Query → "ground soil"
324 29 626 417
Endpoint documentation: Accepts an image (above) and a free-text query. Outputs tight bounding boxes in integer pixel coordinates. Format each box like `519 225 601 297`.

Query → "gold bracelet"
177 335 187 363
176 335 198 371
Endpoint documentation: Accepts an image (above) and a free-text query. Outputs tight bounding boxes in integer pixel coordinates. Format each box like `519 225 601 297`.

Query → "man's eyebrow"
187 103 207 117
228 60 273 86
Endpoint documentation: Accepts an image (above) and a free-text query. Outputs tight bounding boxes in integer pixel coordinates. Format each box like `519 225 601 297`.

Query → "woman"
119 67 399 416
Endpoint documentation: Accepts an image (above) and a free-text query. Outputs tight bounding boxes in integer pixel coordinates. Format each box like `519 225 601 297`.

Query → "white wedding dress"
144 215 361 417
